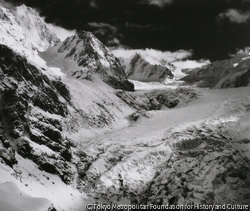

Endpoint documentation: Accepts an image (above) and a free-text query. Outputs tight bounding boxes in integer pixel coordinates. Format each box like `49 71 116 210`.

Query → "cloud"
0 0 16 12
88 22 123 47
33 7 76 41
218 9 250 23
139 0 173 8
88 22 118 34
149 0 173 7
172 59 210 70
233 46 250 56
112 48 192 62
0 0 75 41
46 23 76 41
89 0 98 8
112 48 210 70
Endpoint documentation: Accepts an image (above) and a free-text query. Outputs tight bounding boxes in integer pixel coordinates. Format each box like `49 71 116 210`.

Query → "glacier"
0 2 249 211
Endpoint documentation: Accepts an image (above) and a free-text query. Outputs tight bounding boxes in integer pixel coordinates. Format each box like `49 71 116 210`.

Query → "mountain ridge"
0 2 249 210
40 30 134 91
119 52 174 82
0 3 135 209
182 54 250 88
0 3 59 61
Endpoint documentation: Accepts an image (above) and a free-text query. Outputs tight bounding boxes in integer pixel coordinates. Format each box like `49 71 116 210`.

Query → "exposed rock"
128 112 149 122
0 44 74 183
120 52 174 82
86 116 250 206
104 76 134 92
16 137 33 159
1 2 250 209
32 87 68 117
116 87 197 111
52 80 71 102
41 31 134 91
0 123 17 167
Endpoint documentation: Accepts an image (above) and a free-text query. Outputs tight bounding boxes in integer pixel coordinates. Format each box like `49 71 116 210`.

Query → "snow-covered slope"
115 50 209 83
79 87 250 206
40 31 134 91
119 52 174 82
182 54 250 88
0 2 249 210
0 4 136 208
0 42 134 210
0 182 55 211
0 43 86 210
0 3 59 61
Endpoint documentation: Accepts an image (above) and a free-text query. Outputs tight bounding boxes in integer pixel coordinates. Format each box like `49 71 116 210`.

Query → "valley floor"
1 86 250 210
80 86 250 207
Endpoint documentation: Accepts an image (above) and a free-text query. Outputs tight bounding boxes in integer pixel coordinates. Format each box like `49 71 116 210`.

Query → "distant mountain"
182 54 250 88
0 4 59 60
119 52 174 82
40 31 134 91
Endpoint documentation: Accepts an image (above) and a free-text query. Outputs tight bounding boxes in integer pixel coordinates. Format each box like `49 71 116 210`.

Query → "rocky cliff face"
116 87 197 111
182 55 250 88
120 53 174 82
0 5 135 185
41 31 134 91
0 41 135 187
0 25 135 210
0 44 75 183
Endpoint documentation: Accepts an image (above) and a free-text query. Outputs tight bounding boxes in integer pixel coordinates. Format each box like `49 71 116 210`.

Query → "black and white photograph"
0 0 249 210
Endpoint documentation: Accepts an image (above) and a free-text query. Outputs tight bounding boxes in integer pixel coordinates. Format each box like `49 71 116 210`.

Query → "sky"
7 0 250 61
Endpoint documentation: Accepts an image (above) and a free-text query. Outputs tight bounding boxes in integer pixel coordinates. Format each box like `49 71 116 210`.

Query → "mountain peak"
77 30 94 38
42 32 134 91
75 30 111 59
0 3 59 60
132 52 143 60
17 4 33 12
119 51 174 83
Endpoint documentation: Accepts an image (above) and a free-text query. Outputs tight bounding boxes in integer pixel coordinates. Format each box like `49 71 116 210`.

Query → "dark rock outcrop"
52 80 71 102
0 44 74 183
0 122 17 167
116 88 197 111
122 53 174 82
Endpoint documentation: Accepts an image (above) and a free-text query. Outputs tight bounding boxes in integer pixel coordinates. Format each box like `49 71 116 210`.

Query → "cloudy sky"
9 0 250 61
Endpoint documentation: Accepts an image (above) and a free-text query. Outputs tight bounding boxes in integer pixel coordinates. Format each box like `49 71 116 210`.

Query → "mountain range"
0 2 249 211
182 53 250 88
